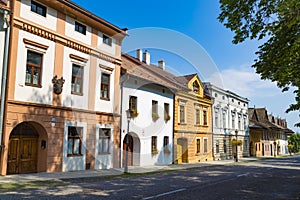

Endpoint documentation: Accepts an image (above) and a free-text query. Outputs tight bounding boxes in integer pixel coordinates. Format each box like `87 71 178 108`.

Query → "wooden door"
177 138 188 163
7 137 38 174
123 135 133 166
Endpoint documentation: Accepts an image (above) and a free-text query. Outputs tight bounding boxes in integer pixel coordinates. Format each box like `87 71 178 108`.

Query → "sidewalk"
0 157 258 183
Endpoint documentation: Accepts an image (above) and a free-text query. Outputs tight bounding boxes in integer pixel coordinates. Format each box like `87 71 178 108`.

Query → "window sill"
194 124 201 127
100 97 110 101
71 92 83 96
25 83 42 88
98 153 110 155
67 154 83 157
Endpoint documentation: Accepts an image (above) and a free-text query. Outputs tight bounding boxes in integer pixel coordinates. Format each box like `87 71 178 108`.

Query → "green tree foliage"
288 133 300 153
218 0 300 127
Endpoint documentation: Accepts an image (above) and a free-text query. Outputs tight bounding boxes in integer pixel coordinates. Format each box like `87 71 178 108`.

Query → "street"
1 156 300 199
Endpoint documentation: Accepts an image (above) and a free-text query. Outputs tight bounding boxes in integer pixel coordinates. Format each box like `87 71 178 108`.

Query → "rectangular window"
195 108 200 125
244 116 247 130
129 96 137 111
216 140 219 153
103 34 112 46
222 112 226 128
67 126 82 156
163 136 169 148
232 113 235 129
152 100 158 114
215 111 219 128
101 73 110 100
223 140 227 153
71 64 83 95
25 50 43 87
203 110 207 125
180 105 185 123
164 103 170 121
151 136 157 153
75 21 86 35
196 139 200 153
31 0 47 17
238 115 241 130
99 128 110 154
204 138 208 153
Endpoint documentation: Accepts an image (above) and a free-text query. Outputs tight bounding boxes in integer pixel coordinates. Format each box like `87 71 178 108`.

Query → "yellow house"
174 74 213 163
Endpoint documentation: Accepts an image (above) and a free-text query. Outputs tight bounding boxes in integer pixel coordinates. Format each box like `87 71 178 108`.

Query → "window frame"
179 105 185 124
31 0 47 17
103 34 112 46
195 108 200 125
203 110 208 126
196 138 201 154
100 73 110 100
67 126 83 157
98 128 111 154
129 96 137 111
25 50 43 88
151 136 157 153
75 21 87 35
71 64 84 95
204 138 208 153
164 103 170 121
216 140 220 153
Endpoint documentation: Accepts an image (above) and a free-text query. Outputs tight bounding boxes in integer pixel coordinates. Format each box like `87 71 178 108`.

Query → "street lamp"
235 129 238 162
124 109 133 173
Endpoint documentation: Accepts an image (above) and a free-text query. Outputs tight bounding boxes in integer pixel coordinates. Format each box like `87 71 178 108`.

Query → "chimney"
143 50 150 65
158 60 165 70
136 49 143 62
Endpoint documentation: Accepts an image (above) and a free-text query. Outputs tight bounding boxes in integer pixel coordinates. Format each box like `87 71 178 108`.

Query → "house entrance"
7 122 39 174
177 138 188 163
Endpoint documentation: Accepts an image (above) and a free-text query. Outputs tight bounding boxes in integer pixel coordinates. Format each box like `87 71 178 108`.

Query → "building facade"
0 0 126 175
174 74 213 163
249 108 293 157
204 83 249 160
120 51 183 167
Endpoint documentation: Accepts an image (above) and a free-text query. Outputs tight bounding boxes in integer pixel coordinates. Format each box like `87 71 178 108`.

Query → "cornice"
14 17 122 65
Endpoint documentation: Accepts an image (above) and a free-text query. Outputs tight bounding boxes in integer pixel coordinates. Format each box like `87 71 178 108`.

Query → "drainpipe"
0 9 11 151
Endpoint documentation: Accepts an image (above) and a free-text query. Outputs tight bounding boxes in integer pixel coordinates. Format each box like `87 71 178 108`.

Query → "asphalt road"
1 156 300 199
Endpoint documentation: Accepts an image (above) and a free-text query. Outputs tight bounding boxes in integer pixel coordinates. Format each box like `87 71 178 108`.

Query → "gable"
188 75 204 97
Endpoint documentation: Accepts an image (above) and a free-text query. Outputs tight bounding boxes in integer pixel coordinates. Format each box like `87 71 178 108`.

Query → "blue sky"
72 0 299 132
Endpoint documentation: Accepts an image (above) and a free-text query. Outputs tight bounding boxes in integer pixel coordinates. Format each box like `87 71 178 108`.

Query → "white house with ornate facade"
120 51 183 167
204 83 250 160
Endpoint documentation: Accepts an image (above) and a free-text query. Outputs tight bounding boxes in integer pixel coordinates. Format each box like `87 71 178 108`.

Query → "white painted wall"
97 31 116 56
65 16 92 46
94 59 115 113
62 121 87 172
14 30 55 104
121 78 174 166
20 0 57 31
62 47 90 110
94 124 114 170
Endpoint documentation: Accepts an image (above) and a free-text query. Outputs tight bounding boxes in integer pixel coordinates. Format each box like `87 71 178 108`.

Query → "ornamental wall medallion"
52 75 65 95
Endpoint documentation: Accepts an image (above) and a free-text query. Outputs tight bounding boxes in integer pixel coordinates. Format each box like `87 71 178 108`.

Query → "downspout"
0 10 11 151
172 93 175 164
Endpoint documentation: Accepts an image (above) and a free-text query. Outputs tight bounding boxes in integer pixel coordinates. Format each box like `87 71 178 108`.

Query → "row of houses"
0 0 293 175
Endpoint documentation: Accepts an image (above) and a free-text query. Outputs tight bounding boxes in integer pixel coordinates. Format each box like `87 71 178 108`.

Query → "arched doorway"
122 133 140 166
177 138 188 163
7 122 42 174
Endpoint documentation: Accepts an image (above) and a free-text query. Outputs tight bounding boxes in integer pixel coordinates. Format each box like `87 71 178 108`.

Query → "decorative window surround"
23 38 49 53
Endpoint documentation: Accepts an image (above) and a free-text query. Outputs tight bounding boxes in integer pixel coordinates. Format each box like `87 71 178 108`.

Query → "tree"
288 133 300 153
218 0 300 127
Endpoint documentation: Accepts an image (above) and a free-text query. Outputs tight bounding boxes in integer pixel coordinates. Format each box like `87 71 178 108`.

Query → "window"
179 105 185 123
193 81 200 94
152 100 158 114
164 103 170 121
222 112 226 128
101 73 110 100
244 116 247 130
71 64 83 95
195 108 200 125
204 138 208 153
196 139 200 153
203 110 207 125
75 21 86 35
99 128 110 154
214 93 218 98
25 50 43 87
231 113 235 129
151 136 157 153
129 96 137 111
216 140 219 153
103 34 112 46
222 96 225 100
223 140 227 153
67 126 82 156
215 111 219 128
238 115 241 129
163 136 169 148
31 0 46 17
